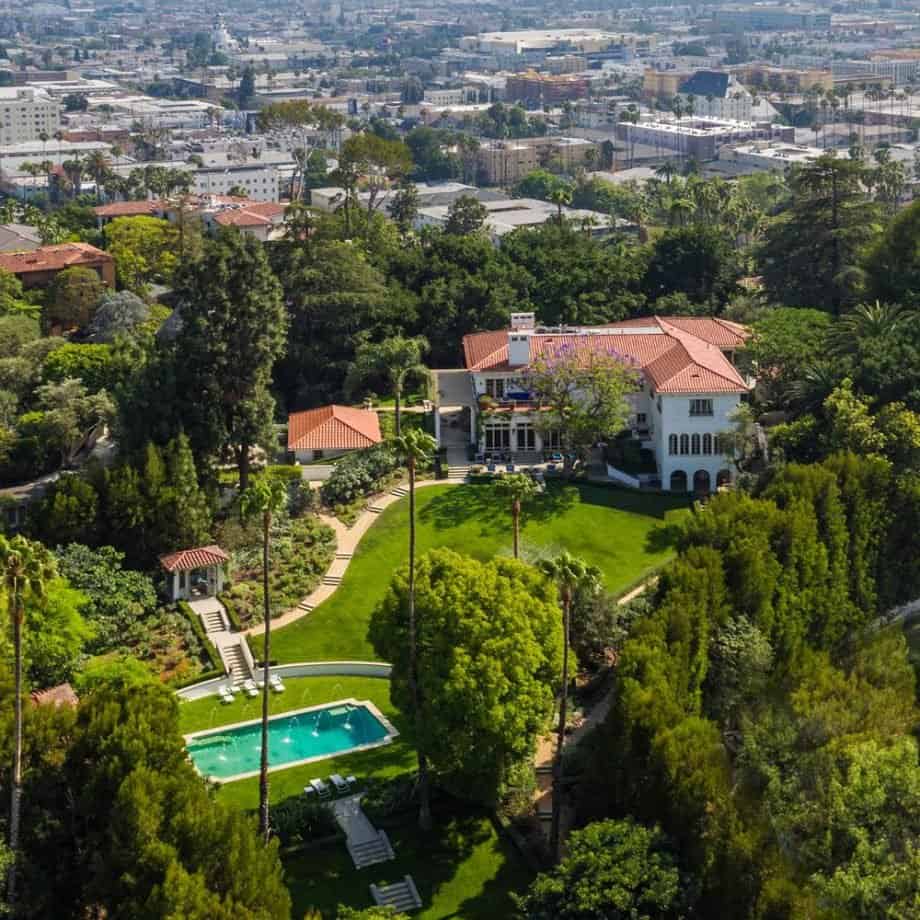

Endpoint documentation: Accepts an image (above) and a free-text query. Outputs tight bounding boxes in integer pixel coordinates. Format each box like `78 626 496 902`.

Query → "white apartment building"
193 163 280 202
460 314 750 493
0 88 61 146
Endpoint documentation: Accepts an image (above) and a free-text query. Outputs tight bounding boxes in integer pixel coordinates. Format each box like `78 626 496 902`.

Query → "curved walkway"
243 477 465 636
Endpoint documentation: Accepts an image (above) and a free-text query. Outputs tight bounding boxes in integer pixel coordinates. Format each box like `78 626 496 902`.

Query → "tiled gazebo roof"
159 544 230 573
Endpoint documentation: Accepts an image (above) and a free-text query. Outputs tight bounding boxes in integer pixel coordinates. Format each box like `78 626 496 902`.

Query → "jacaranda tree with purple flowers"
529 344 637 474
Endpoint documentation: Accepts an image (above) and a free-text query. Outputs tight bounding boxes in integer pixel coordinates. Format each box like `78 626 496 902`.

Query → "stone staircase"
322 574 343 587
367 503 386 514
295 599 314 614
447 465 470 480
346 829 394 869
390 485 410 498
220 640 251 683
200 606 226 634
370 876 422 913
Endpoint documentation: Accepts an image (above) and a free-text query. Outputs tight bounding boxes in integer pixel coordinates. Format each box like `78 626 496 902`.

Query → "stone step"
367 505 385 514
390 486 410 497
349 837 392 869
322 575 342 586
371 876 422 913
334 552 353 560
296 601 314 613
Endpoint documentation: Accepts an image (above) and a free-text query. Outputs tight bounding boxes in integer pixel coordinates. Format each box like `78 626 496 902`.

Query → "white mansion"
460 313 750 493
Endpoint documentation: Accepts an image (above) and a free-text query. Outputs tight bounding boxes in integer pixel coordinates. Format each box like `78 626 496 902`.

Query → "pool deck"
183 697 399 783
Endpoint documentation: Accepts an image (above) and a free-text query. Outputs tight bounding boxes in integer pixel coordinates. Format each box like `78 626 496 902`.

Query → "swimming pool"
184 698 398 781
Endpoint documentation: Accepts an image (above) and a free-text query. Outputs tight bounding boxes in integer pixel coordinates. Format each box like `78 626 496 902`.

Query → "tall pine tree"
174 229 287 489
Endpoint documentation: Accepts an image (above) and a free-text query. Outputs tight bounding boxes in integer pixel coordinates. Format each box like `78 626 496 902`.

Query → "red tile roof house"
460 312 751 494
287 405 382 463
0 242 115 290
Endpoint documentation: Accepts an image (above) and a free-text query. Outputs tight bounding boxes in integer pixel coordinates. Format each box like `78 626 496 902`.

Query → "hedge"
178 600 222 672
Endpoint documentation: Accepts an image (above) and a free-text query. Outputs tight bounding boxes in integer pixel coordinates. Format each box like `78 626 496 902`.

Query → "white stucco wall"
656 392 740 492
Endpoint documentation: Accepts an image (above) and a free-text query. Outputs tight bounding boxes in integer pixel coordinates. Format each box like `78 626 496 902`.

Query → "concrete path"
243 478 462 637
332 794 379 846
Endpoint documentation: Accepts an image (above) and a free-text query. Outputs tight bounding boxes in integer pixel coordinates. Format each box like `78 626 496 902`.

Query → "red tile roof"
0 242 112 275
93 200 165 218
462 316 748 395
213 202 285 227
31 683 78 708
159 544 230 573
288 405 382 451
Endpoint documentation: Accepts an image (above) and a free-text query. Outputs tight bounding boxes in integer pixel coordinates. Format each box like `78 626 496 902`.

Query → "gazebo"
159 544 230 602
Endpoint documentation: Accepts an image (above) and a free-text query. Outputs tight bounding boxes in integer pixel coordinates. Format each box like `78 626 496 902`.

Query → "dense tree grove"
571 454 920 916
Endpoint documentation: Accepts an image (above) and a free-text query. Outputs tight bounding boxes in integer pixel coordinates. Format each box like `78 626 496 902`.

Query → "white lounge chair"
303 785 316 798
309 778 331 798
345 775 357 790
269 674 285 692
242 679 259 698
330 773 349 794
218 686 234 704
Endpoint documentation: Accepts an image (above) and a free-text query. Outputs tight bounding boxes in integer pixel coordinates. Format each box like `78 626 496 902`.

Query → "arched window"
668 434 678 455
702 433 712 455
679 434 689 455
691 433 701 455
670 470 688 492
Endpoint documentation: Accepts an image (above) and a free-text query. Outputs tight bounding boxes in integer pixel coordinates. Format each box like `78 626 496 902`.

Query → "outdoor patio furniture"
242 679 259 698
269 674 285 693
506 463 514 472
218 686 234 704
330 774 350 794
345 775 357 790
487 463 496 472
309 778 331 798
303 785 316 798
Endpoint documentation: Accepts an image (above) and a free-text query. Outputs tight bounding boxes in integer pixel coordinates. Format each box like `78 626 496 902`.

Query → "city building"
193 163 280 201
617 116 793 161
309 180 489 214
416 197 625 243
719 140 825 171
713 7 831 32
476 137 596 185
505 71 590 107
459 313 749 492
0 87 61 146
733 63 834 93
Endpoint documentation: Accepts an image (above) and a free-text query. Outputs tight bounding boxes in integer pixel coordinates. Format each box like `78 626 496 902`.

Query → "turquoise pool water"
186 701 392 780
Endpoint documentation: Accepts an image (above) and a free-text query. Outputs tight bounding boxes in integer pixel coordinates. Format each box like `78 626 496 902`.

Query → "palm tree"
1 535 56 907
830 301 917 355
347 336 429 437
654 160 677 187
393 428 437 830
539 552 600 864
549 183 573 220
495 473 538 558
85 149 111 202
239 474 289 844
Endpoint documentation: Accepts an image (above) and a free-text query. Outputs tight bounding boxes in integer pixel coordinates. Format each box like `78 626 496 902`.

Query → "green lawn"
265 481 688 664
179 676 415 809
283 806 532 920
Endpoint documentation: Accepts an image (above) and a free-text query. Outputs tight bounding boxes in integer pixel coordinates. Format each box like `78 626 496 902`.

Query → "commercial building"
309 181 488 214
0 87 61 146
459 29 651 56
505 71 590 107
415 197 625 244
617 116 793 161
734 63 834 93
193 163 280 202
713 7 831 32
719 141 824 170
477 137 596 185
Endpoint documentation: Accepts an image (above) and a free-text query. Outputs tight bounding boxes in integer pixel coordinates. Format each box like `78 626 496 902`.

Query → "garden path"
242 479 463 637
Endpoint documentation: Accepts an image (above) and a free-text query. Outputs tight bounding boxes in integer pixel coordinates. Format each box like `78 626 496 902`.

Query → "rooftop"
463 316 749 394
0 242 112 275
159 545 230 573
288 405 382 452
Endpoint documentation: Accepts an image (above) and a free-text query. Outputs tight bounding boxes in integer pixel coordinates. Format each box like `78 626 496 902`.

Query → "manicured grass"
179 676 415 809
266 481 689 664
283 806 532 920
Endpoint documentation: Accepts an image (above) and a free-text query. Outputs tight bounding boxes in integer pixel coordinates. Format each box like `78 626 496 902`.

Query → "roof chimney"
508 329 532 367
510 311 535 331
